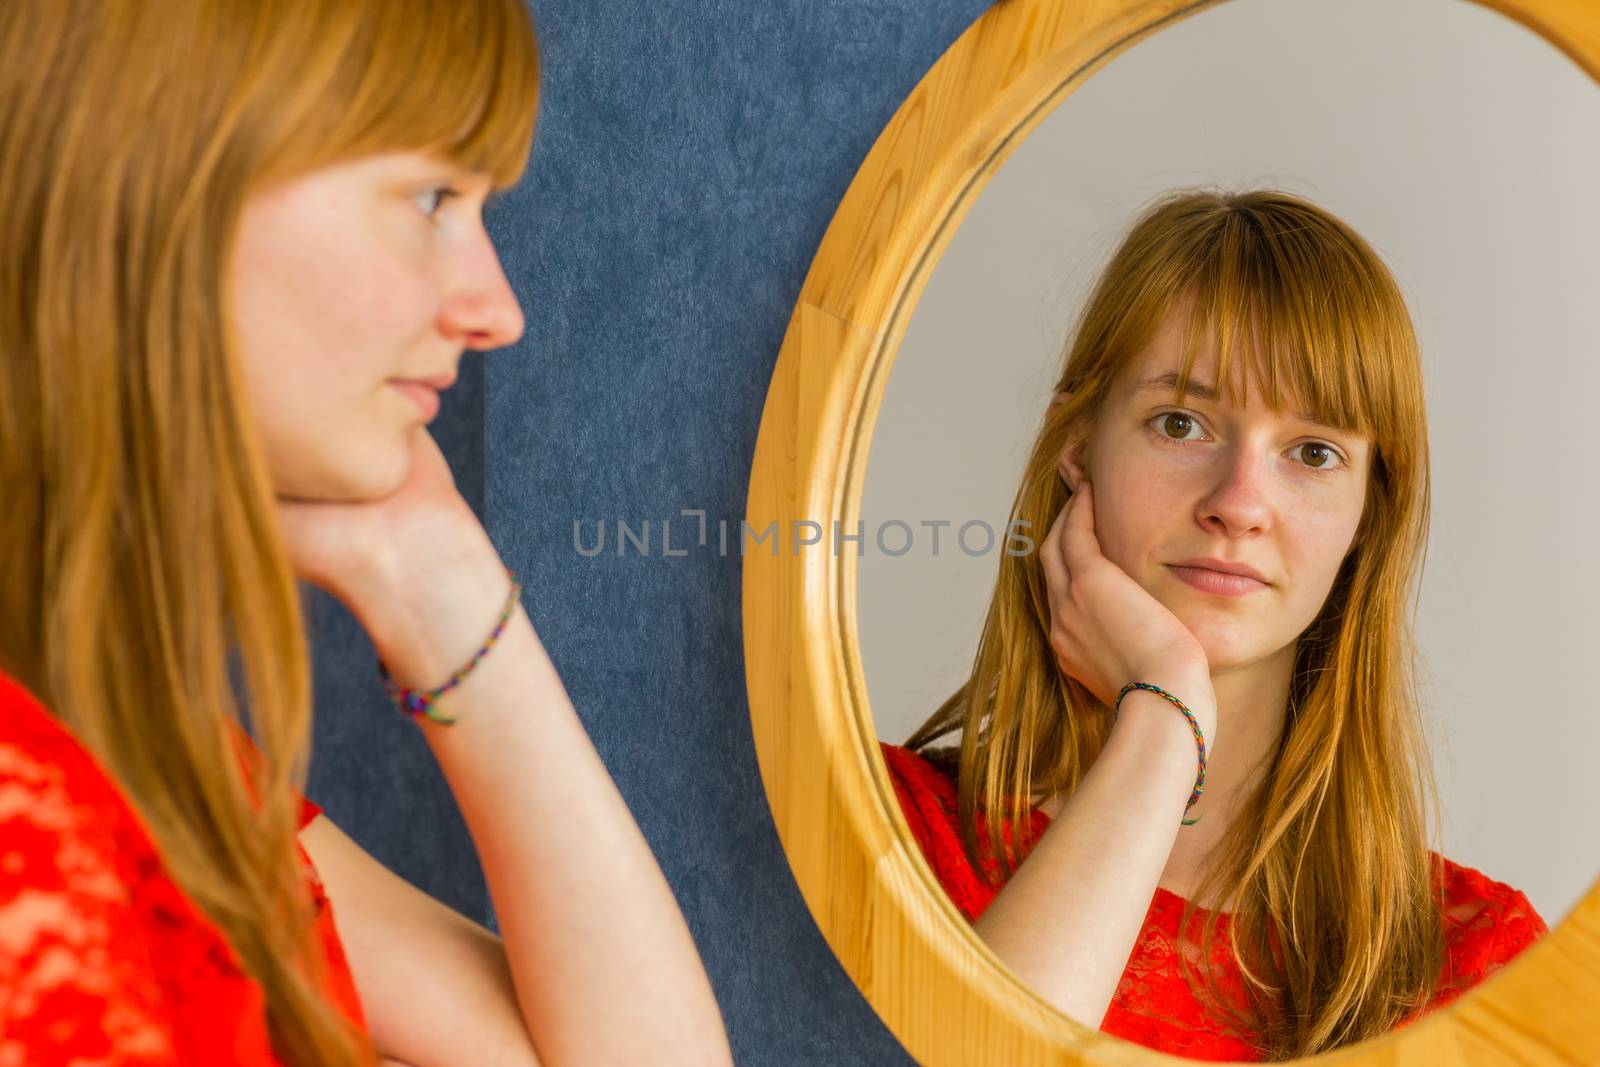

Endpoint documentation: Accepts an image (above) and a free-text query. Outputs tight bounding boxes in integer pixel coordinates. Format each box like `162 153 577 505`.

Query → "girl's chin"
297 444 408 502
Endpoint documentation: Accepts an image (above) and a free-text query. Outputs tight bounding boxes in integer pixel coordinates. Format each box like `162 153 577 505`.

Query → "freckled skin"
1057 304 1370 682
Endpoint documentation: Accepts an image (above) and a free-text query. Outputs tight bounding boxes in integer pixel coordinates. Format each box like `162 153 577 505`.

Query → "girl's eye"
415 186 461 220
1147 411 1348 474
1153 411 1204 443
1293 441 1345 472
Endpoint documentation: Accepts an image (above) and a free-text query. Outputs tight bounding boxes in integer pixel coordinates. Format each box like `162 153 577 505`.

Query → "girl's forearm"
973 689 1207 1029
370 556 732 1067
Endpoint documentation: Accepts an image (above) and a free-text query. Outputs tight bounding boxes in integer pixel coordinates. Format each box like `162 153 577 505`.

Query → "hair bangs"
1158 199 1414 449
415 0 541 190
282 0 541 192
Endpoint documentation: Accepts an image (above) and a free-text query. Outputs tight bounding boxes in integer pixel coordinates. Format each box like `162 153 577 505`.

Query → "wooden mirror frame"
742 0 1600 1063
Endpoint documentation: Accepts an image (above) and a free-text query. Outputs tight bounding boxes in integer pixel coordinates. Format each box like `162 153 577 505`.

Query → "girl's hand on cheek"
274 427 509 668
1040 481 1215 736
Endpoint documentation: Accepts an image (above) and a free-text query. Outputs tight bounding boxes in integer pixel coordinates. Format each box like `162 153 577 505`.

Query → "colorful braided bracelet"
377 567 522 726
1114 681 1208 826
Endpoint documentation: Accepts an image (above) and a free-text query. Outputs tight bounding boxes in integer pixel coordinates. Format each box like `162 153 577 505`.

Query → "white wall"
858 0 1600 926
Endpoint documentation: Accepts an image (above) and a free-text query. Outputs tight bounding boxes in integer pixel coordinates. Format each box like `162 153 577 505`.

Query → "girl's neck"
1030 645 1297 908
1159 645 1296 903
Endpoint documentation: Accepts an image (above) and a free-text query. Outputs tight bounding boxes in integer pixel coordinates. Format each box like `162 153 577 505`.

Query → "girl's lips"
1168 564 1268 597
391 381 440 422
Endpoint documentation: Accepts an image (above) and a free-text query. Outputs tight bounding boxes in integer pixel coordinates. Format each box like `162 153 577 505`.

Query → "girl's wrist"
356 544 521 689
1106 690 1210 770
1123 666 1214 729
1105 677 1216 800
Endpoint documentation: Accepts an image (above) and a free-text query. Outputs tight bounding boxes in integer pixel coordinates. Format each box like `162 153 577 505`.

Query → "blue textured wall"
307 3 994 1063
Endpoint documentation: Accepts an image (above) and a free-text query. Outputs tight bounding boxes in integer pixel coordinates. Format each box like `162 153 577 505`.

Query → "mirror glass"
857 0 1599 1054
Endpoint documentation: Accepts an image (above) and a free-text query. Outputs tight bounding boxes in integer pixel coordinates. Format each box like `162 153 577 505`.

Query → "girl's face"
226 150 524 501
1058 304 1372 675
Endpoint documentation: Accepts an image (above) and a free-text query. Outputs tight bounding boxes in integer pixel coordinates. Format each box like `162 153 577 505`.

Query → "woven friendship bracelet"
1115 681 1208 826
377 567 522 726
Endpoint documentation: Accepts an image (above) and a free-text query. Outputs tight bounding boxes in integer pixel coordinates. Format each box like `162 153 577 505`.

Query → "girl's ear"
1057 445 1086 493
1047 392 1087 492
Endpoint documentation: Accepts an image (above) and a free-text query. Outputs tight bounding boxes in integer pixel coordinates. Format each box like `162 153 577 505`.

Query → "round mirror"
745 0 1600 1063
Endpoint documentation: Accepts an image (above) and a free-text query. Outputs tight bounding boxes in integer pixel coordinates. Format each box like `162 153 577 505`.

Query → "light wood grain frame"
742 1 1600 1063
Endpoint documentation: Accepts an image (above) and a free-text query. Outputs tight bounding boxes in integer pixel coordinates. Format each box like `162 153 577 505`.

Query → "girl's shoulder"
0 667 311 1065
0 667 322 830
878 741 1049 920
1431 852 1544 924
0 666 154 867
1428 851 1548 995
879 741 957 803
878 741 966 846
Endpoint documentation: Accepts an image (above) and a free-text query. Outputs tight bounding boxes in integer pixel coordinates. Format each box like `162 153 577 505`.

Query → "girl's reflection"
882 186 1545 1062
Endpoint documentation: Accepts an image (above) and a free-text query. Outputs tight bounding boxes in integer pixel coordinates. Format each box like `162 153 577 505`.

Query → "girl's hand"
1040 481 1216 734
274 427 513 678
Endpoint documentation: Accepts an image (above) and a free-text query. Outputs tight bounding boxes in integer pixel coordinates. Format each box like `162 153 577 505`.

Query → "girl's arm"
325 546 732 1067
971 678 1211 1030
973 479 1219 1030
298 812 544 1067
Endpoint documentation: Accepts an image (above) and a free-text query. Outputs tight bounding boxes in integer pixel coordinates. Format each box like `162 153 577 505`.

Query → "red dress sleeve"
286 795 369 1039
1410 856 1549 1018
879 742 1549 1062
880 741 1043 920
300 793 324 829
0 668 368 1065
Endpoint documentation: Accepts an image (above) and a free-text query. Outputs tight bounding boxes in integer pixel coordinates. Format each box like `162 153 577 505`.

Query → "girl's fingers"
1039 487 1075 601
1059 480 1099 572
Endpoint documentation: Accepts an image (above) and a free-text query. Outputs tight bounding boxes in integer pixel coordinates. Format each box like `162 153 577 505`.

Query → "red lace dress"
881 742 1548 1062
0 668 369 1065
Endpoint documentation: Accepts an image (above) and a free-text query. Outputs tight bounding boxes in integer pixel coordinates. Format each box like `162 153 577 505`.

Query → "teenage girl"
0 2 735 1065
883 187 1546 1061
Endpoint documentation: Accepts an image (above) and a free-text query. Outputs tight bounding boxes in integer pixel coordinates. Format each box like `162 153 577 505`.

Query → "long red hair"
908 187 1445 1058
0 1 539 1062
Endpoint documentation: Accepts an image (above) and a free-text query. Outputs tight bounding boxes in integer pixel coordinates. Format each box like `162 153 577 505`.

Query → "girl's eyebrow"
1134 371 1347 434
408 153 493 187
439 165 494 191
